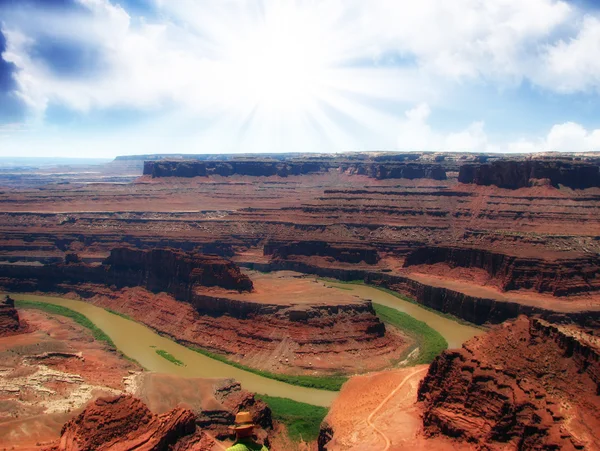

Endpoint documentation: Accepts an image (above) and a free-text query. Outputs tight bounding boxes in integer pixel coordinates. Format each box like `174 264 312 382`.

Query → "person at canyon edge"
227 411 269 451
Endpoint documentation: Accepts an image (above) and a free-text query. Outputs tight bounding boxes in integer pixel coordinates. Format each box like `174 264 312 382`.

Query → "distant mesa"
142 158 448 180
458 159 600 189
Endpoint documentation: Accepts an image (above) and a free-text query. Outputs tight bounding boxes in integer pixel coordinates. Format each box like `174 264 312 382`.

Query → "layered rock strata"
403 246 600 296
418 316 600 449
459 159 600 189
104 247 254 293
49 395 199 451
264 241 380 265
144 160 328 178
144 159 447 180
0 249 405 375
89 284 407 375
245 261 600 327
340 162 447 180
0 247 253 300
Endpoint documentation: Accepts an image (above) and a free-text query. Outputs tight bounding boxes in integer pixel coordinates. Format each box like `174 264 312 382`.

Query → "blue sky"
1 0 600 157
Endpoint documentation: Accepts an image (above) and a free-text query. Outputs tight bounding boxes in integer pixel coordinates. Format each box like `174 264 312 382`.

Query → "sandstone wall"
403 246 600 296
144 159 447 180
459 159 600 189
264 241 380 265
0 248 253 301
242 261 600 327
417 316 600 449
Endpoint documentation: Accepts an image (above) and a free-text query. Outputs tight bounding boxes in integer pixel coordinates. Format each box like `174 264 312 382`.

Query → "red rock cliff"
403 245 600 296
0 295 20 336
418 316 600 449
103 247 254 296
51 395 197 451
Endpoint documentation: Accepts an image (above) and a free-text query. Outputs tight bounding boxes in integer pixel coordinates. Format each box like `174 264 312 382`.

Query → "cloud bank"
0 0 599 156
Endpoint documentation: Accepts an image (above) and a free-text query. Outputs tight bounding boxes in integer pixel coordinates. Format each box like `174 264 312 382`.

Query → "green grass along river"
8 283 483 408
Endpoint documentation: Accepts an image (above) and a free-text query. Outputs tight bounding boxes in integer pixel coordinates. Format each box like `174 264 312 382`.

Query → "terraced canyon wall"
417 316 600 449
104 247 254 294
403 246 600 296
144 160 329 178
459 159 600 189
144 159 448 180
264 241 380 265
244 261 600 327
0 248 253 298
0 248 405 375
3 153 600 331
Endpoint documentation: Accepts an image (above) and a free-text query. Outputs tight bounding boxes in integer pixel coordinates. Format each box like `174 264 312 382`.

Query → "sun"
224 2 331 113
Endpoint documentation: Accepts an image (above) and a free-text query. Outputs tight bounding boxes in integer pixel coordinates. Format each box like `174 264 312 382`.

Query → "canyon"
1 151 600 450
318 315 600 450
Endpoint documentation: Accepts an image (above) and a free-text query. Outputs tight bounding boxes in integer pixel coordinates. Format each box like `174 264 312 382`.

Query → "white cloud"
3 0 600 120
397 104 600 153
360 0 574 83
397 103 493 152
507 122 600 152
3 0 600 156
545 122 600 151
536 16 600 93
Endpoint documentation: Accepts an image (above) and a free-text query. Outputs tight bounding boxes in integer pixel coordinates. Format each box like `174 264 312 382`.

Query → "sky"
1 0 600 157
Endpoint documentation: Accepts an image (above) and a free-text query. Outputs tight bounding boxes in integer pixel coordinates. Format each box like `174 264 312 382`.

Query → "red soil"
319 366 460 450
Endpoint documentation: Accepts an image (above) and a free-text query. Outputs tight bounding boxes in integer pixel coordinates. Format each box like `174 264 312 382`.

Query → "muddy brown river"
322 282 485 348
9 284 483 407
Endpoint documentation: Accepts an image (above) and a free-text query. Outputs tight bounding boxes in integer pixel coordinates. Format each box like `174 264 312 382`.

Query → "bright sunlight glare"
225 2 331 112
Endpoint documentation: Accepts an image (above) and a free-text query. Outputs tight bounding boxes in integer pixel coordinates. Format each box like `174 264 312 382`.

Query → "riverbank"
7 277 484 398
6 293 338 407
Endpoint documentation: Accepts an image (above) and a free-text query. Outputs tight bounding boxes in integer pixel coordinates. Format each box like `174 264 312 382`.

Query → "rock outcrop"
90 284 407 376
418 316 600 449
264 241 380 265
104 247 254 294
403 246 600 296
458 159 600 189
246 260 600 327
144 160 328 178
131 374 272 439
50 395 198 451
0 294 20 336
0 247 253 300
341 162 447 180
143 159 447 181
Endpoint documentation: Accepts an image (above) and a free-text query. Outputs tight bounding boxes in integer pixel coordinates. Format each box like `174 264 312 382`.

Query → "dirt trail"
366 368 428 451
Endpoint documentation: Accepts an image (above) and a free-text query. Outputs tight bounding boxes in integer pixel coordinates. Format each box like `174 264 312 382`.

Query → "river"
321 282 485 348
8 284 483 407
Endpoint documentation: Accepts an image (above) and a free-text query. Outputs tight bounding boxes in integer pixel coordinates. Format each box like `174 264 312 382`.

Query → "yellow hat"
230 411 255 430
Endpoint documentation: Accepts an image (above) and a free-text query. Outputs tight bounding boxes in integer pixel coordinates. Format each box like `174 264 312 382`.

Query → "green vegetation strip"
256 394 328 443
104 308 133 321
189 346 348 391
155 349 185 366
373 303 447 364
320 278 485 329
15 300 116 349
